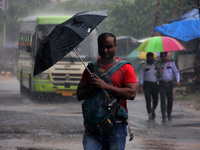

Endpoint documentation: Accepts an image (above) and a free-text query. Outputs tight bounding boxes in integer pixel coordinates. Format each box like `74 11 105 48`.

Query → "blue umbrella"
154 9 200 42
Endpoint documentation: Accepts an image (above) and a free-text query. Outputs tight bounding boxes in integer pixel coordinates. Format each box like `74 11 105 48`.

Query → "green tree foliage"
0 0 195 46
103 0 157 38
53 0 93 14
102 0 192 38
0 0 50 44
57 0 193 39
158 0 193 23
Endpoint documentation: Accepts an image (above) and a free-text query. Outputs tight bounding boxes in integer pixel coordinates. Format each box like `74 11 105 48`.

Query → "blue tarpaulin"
154 9 200 42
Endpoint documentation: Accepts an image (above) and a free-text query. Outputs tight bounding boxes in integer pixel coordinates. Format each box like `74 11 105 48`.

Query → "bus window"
36 25 55 53
19 33 22 49
26 33 32 53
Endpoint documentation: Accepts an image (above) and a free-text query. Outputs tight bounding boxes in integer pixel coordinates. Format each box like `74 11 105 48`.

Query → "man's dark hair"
146 52 154 58
160 52 168 57
98 32 116 45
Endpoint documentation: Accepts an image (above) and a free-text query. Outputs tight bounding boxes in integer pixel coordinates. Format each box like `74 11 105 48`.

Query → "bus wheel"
20 72 25 94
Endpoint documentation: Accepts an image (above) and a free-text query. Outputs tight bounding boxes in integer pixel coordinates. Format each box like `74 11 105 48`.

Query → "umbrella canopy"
116 36 139 59
33 10 108 76
136 36 185 52
154 9 200 42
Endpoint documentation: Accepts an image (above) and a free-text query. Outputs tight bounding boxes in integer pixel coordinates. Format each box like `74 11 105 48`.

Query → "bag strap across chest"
88 60 130 108
88 60 130 81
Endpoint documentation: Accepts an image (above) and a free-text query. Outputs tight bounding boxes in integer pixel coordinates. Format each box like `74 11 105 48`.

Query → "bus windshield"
36 25 98 61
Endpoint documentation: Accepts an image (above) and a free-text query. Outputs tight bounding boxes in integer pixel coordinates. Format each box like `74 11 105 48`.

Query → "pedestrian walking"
76 32 137 150
158 52 180 123
139 52 158 120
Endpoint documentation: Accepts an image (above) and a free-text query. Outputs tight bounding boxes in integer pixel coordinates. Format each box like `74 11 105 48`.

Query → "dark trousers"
143 81 158 114
159 81 173 119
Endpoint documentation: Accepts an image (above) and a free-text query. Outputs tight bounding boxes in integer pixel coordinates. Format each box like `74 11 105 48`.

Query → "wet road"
0 76 200 150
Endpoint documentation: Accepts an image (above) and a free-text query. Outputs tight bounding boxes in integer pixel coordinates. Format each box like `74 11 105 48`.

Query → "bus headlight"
34 73 49 80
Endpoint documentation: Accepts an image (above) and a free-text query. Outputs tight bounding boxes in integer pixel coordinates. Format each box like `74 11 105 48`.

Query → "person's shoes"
152 113 156 120
147 113 152 121
168 116 172 121
149 113 152 120
162 117 166 123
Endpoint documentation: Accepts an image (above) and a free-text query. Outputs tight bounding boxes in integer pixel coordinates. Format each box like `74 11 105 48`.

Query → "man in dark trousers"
158 52 180 123
76 33 137 150
139 52 158 120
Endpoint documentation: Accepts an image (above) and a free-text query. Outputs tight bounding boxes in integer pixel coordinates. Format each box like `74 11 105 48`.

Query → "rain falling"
0 0 200 150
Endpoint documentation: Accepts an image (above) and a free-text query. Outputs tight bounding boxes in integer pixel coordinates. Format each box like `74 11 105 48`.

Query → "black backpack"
82 60 129 135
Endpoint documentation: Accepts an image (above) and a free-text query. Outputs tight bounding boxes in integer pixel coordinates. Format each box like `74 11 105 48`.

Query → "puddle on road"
17 148 49 150
127 137 200 150
128 138 175 150
140 139 175 150
172 122 200 130
17 148 65 150
0 138 83 150
1 137 200 150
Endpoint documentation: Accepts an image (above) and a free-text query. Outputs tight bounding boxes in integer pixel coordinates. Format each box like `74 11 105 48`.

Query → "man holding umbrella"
33 10 137 149
139 52 158 121
77 32 137 150
158 52 180 123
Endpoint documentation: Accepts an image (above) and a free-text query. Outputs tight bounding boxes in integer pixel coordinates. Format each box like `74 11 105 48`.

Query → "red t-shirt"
81 57 137 113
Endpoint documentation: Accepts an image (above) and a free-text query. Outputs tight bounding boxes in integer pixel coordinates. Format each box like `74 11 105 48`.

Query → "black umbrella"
33 10 108 76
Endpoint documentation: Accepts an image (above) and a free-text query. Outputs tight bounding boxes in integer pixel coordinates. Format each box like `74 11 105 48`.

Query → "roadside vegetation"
174 88 200 111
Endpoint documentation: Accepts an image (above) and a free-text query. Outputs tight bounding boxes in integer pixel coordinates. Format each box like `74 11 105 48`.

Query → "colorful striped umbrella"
127 50 158 59
136 36 185 52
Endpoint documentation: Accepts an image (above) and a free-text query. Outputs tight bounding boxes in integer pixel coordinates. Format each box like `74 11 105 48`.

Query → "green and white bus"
17 16 98 96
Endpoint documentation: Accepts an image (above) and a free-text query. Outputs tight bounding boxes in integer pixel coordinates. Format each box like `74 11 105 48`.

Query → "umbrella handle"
73 48 92 75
